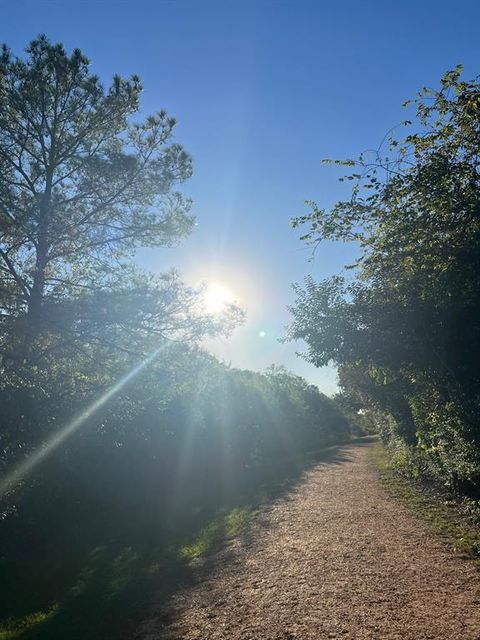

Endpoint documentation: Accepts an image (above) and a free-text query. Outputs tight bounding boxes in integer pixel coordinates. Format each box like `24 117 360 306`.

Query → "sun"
204 282 234 313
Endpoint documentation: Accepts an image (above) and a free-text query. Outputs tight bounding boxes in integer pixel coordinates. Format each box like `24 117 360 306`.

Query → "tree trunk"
25 171 53 348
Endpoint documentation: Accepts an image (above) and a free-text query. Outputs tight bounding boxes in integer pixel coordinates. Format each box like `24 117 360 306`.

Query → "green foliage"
289 67 480 497
332 391 378 436
178 507 252 560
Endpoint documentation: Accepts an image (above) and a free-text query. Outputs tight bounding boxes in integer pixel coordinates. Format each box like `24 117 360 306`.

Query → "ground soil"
139 442 480 640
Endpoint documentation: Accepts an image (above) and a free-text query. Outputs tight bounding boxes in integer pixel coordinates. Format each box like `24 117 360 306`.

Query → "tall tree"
0 36 201 362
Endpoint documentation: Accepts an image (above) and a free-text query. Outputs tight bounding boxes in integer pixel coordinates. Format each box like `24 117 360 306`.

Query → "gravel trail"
140 443 480 639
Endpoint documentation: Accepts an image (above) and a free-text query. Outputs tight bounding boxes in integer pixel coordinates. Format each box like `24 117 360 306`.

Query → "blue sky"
2 0 479 394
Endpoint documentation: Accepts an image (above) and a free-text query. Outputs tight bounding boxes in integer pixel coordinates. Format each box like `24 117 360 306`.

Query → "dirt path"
140 443 480 639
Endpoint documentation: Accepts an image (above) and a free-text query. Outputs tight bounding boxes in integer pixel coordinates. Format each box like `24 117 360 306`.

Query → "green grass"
370 442 480 566
178 506 252 560
0 608 58 640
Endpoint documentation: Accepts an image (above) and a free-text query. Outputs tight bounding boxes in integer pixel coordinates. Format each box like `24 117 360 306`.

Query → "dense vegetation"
0 38 349 638
289 67 480 499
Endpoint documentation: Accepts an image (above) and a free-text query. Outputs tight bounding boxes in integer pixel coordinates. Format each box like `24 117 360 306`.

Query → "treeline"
289 67 480 498
2 347 349 549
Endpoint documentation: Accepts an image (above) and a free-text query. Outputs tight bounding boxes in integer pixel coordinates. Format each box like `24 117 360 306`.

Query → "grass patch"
370 442 480 566
178 506 252 560
0 608 58 640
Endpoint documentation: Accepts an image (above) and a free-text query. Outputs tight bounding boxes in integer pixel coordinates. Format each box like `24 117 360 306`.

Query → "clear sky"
2 0 479 394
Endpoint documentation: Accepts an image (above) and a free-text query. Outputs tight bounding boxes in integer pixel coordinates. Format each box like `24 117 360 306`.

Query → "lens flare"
0 344 167 497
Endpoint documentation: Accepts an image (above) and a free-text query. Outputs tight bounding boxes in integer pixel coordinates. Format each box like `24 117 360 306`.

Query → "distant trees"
289 67 480 495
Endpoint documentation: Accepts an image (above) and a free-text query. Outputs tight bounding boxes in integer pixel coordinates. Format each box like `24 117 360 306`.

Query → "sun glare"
204 282 234 313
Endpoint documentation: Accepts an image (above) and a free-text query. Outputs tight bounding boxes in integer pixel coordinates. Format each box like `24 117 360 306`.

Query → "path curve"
140 443 480 640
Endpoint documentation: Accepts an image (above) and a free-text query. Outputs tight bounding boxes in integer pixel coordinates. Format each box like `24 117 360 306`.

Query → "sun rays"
0 344 168 497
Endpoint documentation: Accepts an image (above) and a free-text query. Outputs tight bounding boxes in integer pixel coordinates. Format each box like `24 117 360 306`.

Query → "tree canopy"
0 36 231 368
